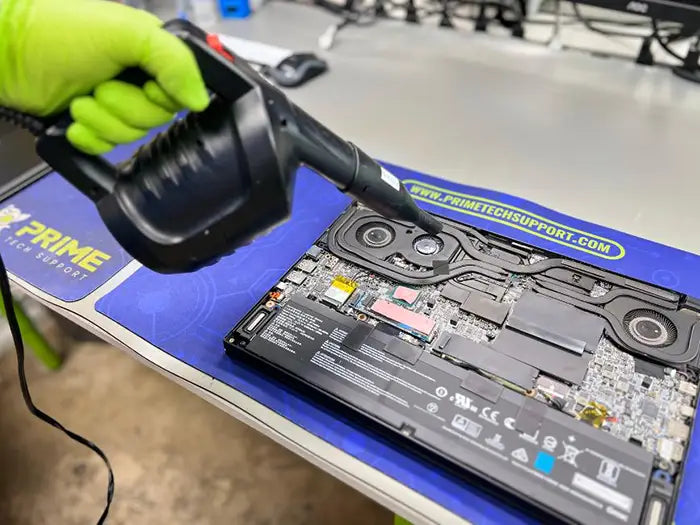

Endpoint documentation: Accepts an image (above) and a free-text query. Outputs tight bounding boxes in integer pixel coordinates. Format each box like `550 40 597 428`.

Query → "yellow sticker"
332 276 357 294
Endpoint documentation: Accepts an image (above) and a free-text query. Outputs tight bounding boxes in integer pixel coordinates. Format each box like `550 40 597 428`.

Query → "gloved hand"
0 0 209 154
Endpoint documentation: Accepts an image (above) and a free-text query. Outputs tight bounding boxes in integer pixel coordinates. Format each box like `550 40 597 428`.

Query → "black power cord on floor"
652 18 685 61
0 152 114 522
0 107 115 522
571 1 663 38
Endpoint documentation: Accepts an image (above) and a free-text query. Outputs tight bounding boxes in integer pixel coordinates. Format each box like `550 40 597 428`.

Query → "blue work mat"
0 172 132 301
0 139 170 301
94 162 700 524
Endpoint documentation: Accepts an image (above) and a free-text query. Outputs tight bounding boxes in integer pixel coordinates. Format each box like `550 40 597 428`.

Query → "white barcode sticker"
380 167 401 191
572 473 632 514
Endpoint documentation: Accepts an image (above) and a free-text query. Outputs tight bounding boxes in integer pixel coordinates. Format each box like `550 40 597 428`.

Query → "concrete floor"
0 340 391 525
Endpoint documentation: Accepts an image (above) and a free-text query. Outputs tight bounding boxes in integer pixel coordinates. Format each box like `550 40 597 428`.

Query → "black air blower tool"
2 19 440 273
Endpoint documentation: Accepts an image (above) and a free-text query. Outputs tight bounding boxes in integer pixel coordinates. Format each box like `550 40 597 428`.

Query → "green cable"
0 299 61 370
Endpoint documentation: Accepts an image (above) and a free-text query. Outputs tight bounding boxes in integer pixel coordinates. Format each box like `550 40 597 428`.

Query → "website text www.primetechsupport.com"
405 181 625 260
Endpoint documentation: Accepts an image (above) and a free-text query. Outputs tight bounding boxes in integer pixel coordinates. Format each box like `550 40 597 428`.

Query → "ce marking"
479 406 500 426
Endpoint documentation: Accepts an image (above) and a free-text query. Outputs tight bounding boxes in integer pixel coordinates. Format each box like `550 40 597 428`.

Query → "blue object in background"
219 0 251 18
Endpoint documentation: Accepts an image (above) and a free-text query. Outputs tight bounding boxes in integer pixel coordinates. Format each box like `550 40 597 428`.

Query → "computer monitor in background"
527 0 700 80
573 0 700 24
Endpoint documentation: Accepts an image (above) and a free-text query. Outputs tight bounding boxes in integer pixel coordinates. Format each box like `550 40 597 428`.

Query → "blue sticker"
534 452 555 475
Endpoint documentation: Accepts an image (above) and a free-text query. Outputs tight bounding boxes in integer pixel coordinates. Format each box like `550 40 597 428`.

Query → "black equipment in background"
569 0 700 80
0 121 47 200
672 33 700 81
572 0 700 25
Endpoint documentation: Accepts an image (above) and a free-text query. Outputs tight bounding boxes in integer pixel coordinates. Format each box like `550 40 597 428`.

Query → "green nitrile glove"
0 0 210 154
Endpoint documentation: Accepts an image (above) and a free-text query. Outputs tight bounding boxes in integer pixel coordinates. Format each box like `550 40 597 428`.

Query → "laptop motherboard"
225 204 700 524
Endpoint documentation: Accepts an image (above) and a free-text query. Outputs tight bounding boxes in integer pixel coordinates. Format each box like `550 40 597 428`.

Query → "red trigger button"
206 34 234 62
